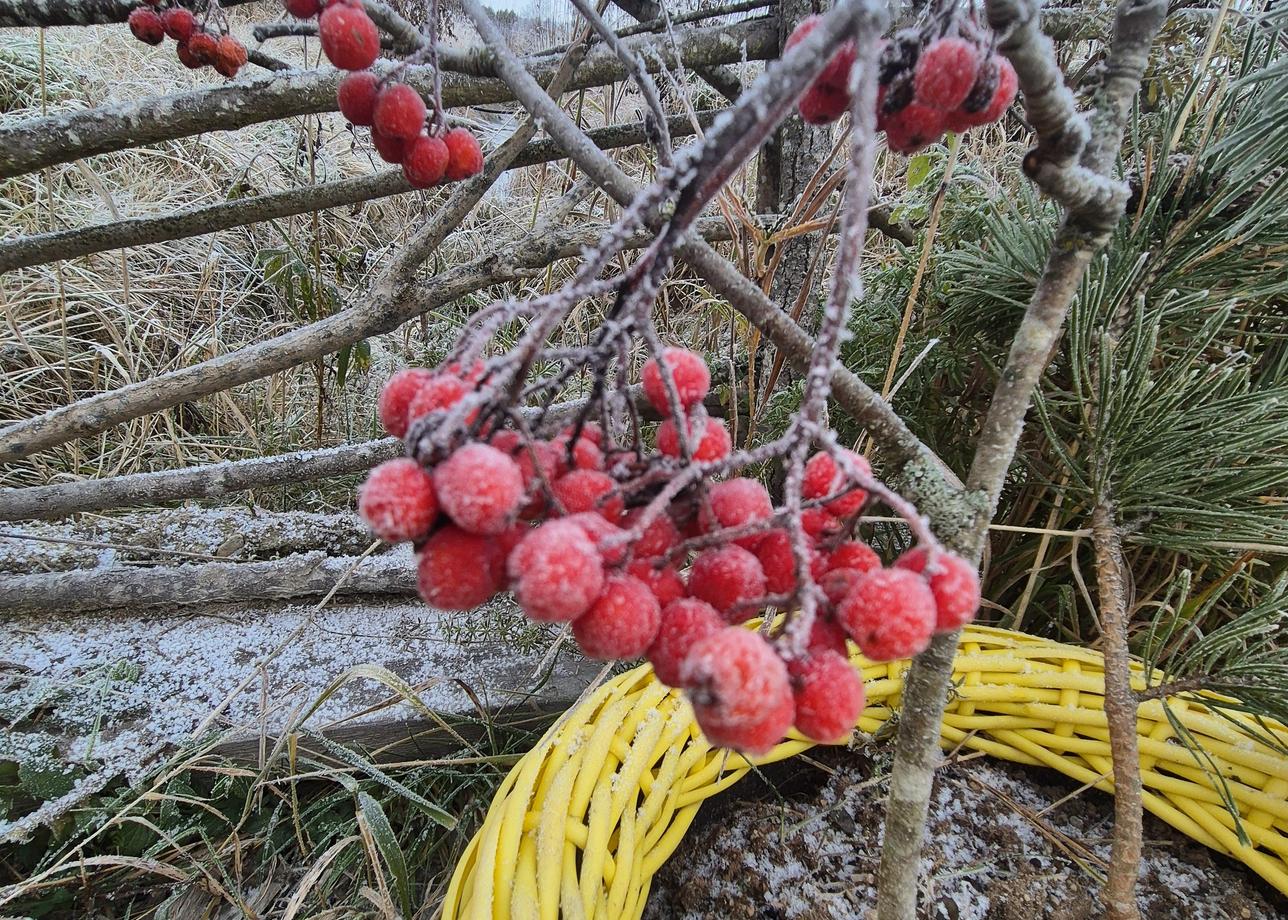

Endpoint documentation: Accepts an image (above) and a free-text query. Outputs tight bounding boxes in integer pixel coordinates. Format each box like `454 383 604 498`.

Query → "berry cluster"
127 2 248 78
287 1 484 188
791 12 1018 154
358 348 981 755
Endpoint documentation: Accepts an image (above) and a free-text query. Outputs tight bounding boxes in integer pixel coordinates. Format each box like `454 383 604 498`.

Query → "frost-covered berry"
443 128 484 181
161 8 196 42
128 8 165 44
647 598 722 686
285 0 323 18
913 37 980 111
802 449 870 518
319 2 380 70
565 512 627 566
371 127 407 164
894 547 980 631
977 56 1017 125
417 526 502 610
884 101 947 155
358 458 438 543
689 544 766 622
820 567 864 606
836 568 936 661
405 374 468 424
642 347 711 413
515 440 563 518
791 650 864 743
700 478 773 548
573 575 661 660
806 614 849 658
560 421 604 446
378 368 435 438
176 40 204 69
628 559 687 607
509 520 605 622
434 443 524 535
187 31 218 64
337 71 380 126
754 529 823 595
681 628 795 755
799 84 851 124
800 507 843 541
551 469 623 521
373 83 427 141
553 434 604 471
828 540 880 574
211 36 247 78
657 415 731 462
488 428 523 455
403 134 450 188
622 508 681 559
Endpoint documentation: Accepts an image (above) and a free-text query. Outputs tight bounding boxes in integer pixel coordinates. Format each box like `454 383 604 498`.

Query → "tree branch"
0 18 776 181
0 111 722 274
0 0 257 27
610 0 748 102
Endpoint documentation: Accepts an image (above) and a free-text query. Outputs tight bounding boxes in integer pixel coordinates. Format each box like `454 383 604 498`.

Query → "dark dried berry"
961 56 1000 114
879 29 921 85
881 73 916 116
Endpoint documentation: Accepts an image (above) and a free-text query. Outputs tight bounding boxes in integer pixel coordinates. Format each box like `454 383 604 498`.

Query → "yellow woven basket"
442 624 1288 919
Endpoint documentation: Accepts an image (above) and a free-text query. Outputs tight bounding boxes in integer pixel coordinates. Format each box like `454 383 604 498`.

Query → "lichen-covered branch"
0 19 775 181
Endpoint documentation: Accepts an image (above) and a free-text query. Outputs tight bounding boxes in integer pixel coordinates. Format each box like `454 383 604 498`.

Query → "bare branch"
0 0 257 27
610 0 748 102
0 19 776 181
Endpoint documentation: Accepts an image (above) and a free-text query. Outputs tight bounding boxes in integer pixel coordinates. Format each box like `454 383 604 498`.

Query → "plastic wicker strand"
442 625 1288 918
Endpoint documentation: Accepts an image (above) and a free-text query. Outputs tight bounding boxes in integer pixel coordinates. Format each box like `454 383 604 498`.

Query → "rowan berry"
551 469 623 521
657 415 731 461
403 134 450 188
358 458 439 543
681 627 795 755
433 443 524 535
405 373 468 424
642 347 710 413
894 546 980 631
628 559 687 607
337 70 380 126
161 8 196 43
836 567 936 661
647 598 723 686
754 529 823 595
565 512 627 566
557 435 604 471
573 575 661 659
800 507 843 541
373 83 427 141
914 37 980 111
371 127 407 164
443 128 484 181
560 421 604 446
799 84 851 124
175 41 204 69
417 525 502 610
128 8 165 45
806 613 849 658
977 56 1017 125
699 478 772 545
827 540 880 574
377 369 433 438
319 2 380 71
883 101 947 154
802 449 870 518
820 566 864 606
689 544 766 622
285 0 324 18
791 650 864 743
187 31 218 65
508 520 606 622
212 36 247 78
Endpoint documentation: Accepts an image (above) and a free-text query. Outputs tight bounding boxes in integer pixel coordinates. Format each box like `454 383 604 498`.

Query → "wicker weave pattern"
441 625 1288 919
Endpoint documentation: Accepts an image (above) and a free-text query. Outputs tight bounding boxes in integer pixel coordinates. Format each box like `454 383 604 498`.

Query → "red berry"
509 520 606 622
689 545 766 623
565 512 627 566
642 348 710 413
371 127 407 164
657 415 731 462
128 8 165 44
681 628 795 755
515 440 563 518
806 614 849 658
836 568 936 661
754 529 824 595
894 547 980 631
828 540 880 574
489 428 523 455
358 458 438 543
565 436 604 471
378 368 435 438
978 56 1018 125
914 38 980 111
700 478 773 549
800 507 843 541
560 421 604 446
803 450 870 518
337 71 380 126
785 16 856 92
161 8 196 42
573 575 661 660
417 525 502 610
187 31 217 65
622 508 681 559
443 128 484 181
373 83 427 141
405 374 468 424
285 0 324 17
403 134 450 188
647 598 722 686
551 469 623 522
319 3 380 71
497 521 529 563
628 559 687 607
212 37 247 78
433 443 524 535
799 83 850 124
791 651 864 743
884 101 947 155
820 567 864 606
175 41 204 69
